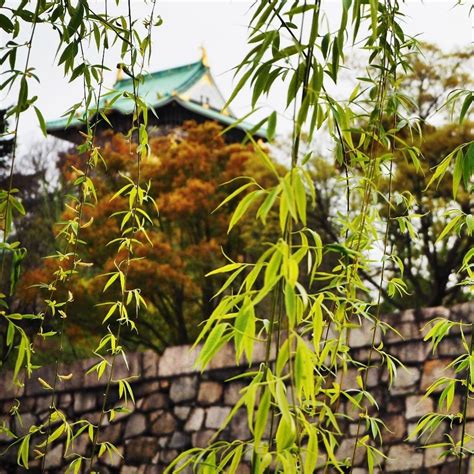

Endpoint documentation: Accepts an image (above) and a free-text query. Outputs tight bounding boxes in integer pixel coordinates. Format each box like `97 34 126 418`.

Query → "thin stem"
457 322 474 474
0 3 40 281
40 4 109 469
87 1 156 469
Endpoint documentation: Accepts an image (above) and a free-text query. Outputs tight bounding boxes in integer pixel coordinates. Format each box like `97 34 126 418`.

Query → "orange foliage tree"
16 121 278 352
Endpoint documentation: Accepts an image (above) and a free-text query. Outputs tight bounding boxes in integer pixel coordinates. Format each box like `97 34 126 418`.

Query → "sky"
1 0 472 154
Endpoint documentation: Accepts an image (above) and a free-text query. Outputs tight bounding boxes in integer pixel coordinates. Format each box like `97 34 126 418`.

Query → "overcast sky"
1 0 472 153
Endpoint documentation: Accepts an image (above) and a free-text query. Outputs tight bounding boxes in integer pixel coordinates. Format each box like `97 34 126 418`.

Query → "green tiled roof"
46 59 266 139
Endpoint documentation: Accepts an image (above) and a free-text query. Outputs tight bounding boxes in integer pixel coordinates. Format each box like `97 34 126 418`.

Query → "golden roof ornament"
116 64 124 82
200 45 209 67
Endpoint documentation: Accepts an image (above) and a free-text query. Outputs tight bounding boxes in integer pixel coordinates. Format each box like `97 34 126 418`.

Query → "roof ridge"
114 59 205 86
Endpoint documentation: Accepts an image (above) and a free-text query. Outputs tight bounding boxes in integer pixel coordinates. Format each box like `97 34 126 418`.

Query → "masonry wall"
0 302 473 473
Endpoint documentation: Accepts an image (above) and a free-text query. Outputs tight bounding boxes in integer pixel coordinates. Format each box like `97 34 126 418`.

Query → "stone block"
159 345 199 377
125 436 158 464
74 392 97 413
192 429 215 448
336 438 365 466
142 392 168 411
386 322 421 343
438 337 463 357
420 306 451 321
449 302 474 322
235 465 251 474
387 396 404 413
385 444 423 471
353 348 382 363
406 395 434 420
224 382 245 406
151 412 176 435
421 359 455 391
198 382 223 405
0 372 23 400
112 353 142 381
160 450 179 464
142 350 160 379
58 393 73 410
207 343 238 371
43 443 63 469
169 431 191 449
438 394 461 415
124 413 147 438
389 366 420 395
467 398 474 419
390 341 430 363
424 446 447 467
100 422 123 444
73 433 90 456
348 423 359 437
14 413 36 436
349 324 380 349
408 420 448 445
208 368 241 382
134 381 161 399
185 408 205 431
17 397 35 413
230 408 250 440
35 395 52 414
383 414 406 443
174 406 191 420
121 466 140 474
103 445 123 467
400 309 416 322
169 376 198 403
341 368 359 391
366 367 380 388
144 466 163 474
344 399 360 421
205 406 231 429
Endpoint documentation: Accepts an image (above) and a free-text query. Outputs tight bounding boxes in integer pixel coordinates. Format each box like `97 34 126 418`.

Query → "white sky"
1 0 472 152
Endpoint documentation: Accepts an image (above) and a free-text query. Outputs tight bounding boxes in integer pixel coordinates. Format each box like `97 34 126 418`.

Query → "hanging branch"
87 0 157 470
39 3 111 470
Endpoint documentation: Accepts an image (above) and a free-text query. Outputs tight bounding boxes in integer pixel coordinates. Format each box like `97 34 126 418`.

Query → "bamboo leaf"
228 190 263 233
436 214 462 243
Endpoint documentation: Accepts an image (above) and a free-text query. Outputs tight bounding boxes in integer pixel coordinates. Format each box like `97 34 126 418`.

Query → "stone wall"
0 302 473 473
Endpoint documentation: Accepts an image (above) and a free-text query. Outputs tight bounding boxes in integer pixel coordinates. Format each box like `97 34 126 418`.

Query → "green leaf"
267 111 277 141
436 214 462 243
276 415 296 452
304 426 319 474
256 185 280 224
254 388 270 448
459 92 473 124
228 190 263 233
0 14 14 33
206 263 243 277
281 174 297 220
452 148 463 198
312 295 324 355
227 444 243 473
294 172 307 225
33 106 47 136
197 323 229 369
284 283 296 328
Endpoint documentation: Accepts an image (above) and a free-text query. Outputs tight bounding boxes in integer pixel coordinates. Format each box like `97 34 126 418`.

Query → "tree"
307 44 474 310
16 121 280 351
0 140 64 363
0 108 14 174
400 43 473 123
